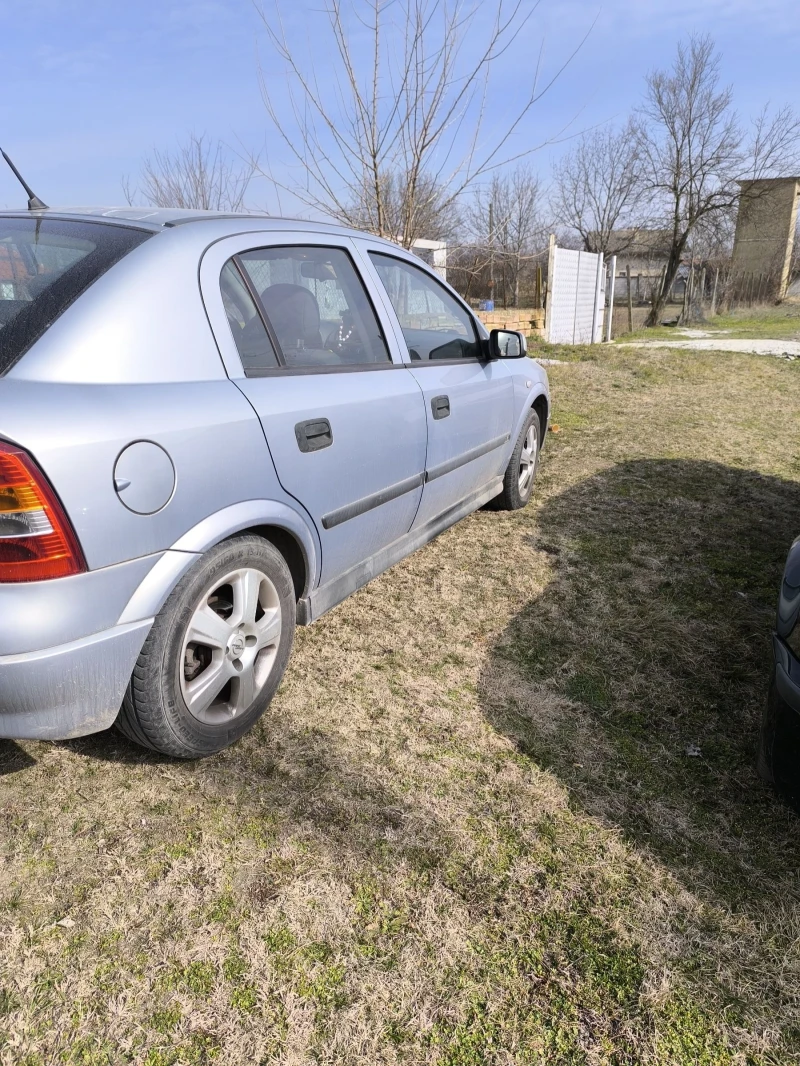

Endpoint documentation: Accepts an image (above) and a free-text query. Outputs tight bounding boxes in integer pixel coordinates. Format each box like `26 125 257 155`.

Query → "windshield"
0 217 152 374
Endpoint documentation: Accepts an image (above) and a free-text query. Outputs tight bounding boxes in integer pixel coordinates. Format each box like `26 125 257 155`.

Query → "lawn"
2 331 800 1065
621 302 800 343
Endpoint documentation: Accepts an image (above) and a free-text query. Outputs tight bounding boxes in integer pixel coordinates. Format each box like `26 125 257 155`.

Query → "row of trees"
554 37 800 322
125 6 800 323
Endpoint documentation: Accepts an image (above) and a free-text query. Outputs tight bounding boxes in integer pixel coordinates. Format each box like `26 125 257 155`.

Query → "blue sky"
1 0 798 215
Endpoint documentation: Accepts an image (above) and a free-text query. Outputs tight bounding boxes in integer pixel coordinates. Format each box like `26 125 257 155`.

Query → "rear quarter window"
0 217 152 375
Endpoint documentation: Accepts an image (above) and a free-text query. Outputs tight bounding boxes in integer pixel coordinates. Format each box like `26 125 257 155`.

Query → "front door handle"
431 395 450 420
295 418 333 453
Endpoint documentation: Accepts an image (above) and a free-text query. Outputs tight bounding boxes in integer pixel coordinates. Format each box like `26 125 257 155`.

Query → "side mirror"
489 328 527 359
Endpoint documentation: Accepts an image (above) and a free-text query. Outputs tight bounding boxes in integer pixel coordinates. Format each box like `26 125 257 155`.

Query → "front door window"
369 252 481 362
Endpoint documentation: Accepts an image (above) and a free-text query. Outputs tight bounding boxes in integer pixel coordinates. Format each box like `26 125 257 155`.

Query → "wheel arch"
243 524 307 601
117 501 319 627
531 390 549 438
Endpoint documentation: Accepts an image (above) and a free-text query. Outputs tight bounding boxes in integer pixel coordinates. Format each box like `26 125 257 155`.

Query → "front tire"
115 536 295 758
492 409 541 511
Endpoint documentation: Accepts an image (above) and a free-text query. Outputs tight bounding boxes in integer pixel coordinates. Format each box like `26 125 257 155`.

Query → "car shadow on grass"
59 728 175 765
0 739 37 775
482 458 800 908
57 710 442 874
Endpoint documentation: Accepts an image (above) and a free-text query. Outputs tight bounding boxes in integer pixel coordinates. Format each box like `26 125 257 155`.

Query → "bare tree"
551 123 644 253
749 103 800 180
468 165 545 305
124 133 255 211
638 36 800 325
255 0 582 247
348 170 462 244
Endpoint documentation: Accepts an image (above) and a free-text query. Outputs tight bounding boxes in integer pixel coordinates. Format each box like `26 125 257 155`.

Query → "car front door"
360 245 514 529
201 235 428 586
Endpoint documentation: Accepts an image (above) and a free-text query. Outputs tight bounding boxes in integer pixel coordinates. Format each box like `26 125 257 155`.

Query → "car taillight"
0 441 86 582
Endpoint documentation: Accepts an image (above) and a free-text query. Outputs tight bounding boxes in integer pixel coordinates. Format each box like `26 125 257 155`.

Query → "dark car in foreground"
759 536 800 811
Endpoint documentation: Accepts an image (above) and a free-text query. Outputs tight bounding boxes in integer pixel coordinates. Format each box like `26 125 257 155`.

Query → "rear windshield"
0 217 152 374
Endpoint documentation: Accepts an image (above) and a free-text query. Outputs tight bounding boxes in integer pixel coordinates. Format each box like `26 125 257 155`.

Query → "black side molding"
297 476 503 624
425 433 510 483
321 472 424 530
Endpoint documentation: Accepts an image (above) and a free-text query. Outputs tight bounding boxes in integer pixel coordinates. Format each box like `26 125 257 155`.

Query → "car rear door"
358 243 514 529
201 233 427 585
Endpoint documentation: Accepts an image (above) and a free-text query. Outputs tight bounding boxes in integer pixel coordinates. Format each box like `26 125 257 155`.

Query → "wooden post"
626 265 633 333
488 200 495 305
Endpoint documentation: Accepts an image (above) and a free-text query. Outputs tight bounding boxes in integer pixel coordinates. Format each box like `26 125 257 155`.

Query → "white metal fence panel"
546 245 605 344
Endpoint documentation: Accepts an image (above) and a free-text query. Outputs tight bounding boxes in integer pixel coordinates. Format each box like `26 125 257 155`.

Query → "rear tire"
491 409 541 511
115 535 295 758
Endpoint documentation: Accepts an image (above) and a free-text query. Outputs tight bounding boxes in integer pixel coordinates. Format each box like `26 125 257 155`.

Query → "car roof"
0 206 402 247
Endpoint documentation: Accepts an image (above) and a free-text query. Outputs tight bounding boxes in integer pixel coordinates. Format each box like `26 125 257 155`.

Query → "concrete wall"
731 178 800 299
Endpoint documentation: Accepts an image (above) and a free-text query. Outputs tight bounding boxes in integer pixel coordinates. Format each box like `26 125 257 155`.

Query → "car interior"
222 248 391 370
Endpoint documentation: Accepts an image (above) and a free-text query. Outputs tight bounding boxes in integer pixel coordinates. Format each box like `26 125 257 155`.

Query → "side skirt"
296 476 503 625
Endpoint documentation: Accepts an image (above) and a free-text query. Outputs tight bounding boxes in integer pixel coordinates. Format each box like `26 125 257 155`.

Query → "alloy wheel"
179 567 282 725
518 424 538 496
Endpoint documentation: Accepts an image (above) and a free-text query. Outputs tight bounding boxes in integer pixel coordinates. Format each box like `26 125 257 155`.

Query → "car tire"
115 535 296 758
491 409 541 511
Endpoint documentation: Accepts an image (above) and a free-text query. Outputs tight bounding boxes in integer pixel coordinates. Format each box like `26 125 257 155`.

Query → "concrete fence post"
605 255 617 342
591 252 604 343
544 234 556 342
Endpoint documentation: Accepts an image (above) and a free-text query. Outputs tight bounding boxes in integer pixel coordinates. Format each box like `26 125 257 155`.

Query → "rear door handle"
431 395 450 420
295 418 333 453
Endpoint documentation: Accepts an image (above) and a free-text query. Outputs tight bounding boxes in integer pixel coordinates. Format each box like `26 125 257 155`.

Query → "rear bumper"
0 619 152 740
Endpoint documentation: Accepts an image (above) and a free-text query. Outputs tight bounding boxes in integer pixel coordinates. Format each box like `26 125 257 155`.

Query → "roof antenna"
0 147 49 210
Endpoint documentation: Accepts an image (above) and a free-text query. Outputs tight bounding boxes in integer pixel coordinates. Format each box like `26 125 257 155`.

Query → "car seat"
259 283 323 352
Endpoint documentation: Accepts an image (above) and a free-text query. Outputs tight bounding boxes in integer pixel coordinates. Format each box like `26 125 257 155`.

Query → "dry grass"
2 332 800 1065
622 302 800 343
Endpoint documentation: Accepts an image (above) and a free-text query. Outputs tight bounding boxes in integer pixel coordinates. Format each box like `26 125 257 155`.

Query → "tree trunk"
646 239 687 326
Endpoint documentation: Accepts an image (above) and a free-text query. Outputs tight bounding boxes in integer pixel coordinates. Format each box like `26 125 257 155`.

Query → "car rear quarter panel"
6 226 226 384
0 378 307 573
1 224 323 585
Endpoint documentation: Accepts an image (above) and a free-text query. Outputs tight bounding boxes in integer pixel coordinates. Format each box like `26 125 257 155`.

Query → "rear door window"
230 246 391 372
0 217 152 374
220 260 280 370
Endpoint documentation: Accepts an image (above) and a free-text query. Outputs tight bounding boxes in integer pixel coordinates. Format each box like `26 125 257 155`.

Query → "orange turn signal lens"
0 442 86 582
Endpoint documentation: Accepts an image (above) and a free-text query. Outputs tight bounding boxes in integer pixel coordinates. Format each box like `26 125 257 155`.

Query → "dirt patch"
621 337 800 356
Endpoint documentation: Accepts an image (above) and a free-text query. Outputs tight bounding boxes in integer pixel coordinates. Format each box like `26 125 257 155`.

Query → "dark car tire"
758 668 800 813
115 535 295 759
490 409 541 511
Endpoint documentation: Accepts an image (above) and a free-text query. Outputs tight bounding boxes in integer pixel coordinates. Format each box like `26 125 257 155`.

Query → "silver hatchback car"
0 208 549 757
